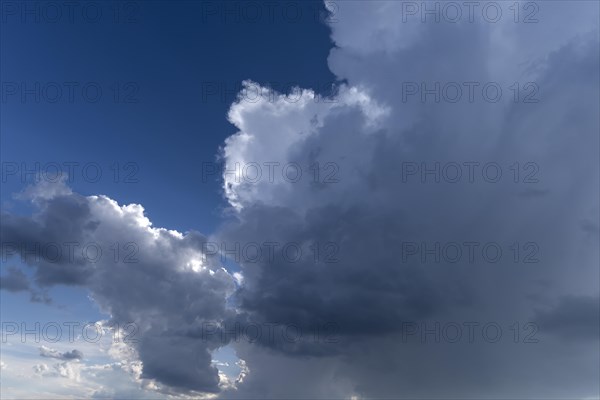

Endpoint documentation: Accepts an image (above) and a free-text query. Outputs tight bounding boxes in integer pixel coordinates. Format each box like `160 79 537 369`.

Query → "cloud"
33 360 81 381
0 266 52 304
33 363 49 375
2 1 599 398
2 343 160 399
39 346 84 360
0 267 30 292
1 178 236 394
214 1 599 398
534 295 600 341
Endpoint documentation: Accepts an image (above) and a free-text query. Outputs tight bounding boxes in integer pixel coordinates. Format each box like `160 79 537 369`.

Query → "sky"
0 1 599 399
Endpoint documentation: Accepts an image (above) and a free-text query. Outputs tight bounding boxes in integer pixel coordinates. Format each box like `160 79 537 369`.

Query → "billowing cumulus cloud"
1 178 236 394
215 1 599 398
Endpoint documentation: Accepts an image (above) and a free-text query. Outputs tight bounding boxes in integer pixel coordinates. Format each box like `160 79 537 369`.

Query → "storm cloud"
215 1 599 398
1 1 598 398
1 180 236 394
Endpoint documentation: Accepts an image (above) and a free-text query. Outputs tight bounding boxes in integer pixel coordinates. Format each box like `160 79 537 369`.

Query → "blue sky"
1 1 335 232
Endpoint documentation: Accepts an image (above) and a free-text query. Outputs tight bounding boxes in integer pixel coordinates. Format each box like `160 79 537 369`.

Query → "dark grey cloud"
0 194 97 286
534 295 600 341
581 219 599 236
215 2 600 398
1 180 235 395
40 346 84 360
0 266 52 304
0 266 30 292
